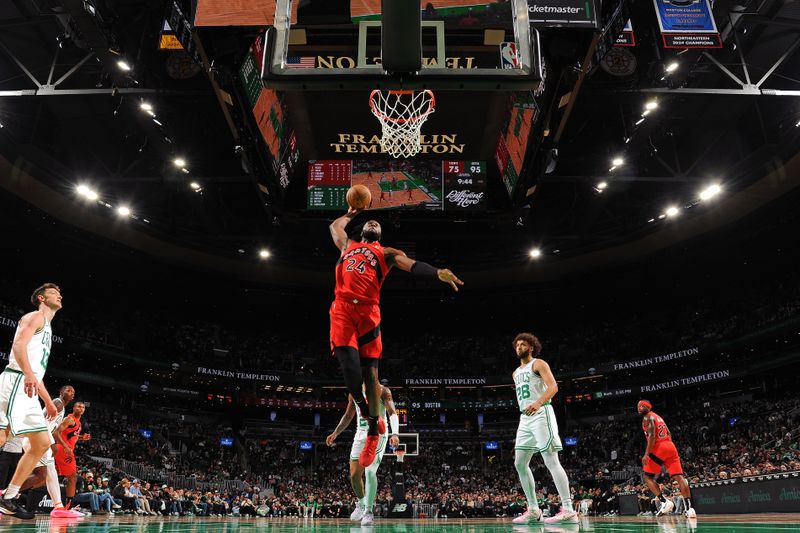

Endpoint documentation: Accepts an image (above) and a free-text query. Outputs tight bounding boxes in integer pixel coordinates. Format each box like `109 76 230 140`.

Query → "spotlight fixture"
665 206 680 218
635 118 645 125
699 184 722 201
612 157 624 166
117 60 131 72
140 102 153 111
190 182 201 190
597 181 608 190
77 184 99 200
173 158 186 167
645 101 658 111
529 248 542 259
117 206 131 217
665 61 679 73
259 249 271 259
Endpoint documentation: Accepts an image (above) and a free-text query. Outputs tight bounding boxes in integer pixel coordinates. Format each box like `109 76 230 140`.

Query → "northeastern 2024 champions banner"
653 0 722 48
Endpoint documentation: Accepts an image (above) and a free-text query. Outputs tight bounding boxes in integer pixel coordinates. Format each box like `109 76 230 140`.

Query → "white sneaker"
360 512 374 526
350 504 365 521
512 508 543 524
685 507 696 518
656 499 675 517
544 509 579 524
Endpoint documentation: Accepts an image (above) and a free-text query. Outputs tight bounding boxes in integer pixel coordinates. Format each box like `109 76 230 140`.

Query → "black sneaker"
0 497 35 519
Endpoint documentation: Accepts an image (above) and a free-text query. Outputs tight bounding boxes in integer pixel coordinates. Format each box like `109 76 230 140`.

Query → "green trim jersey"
353 396 387 434
513 359 548 413
7 314 52 381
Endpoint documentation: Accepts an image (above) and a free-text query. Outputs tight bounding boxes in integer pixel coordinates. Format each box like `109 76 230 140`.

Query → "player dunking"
0 283 61 519
511 333 577 524
54 401 90 508
638 400 696 518
19 385 82 517
326 383 400 526
329 208 462 467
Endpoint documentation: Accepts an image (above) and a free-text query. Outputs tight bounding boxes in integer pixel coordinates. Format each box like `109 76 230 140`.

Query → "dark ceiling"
1 0 800 286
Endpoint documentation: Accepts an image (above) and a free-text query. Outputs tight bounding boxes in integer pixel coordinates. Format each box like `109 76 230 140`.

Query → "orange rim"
369 89 435 125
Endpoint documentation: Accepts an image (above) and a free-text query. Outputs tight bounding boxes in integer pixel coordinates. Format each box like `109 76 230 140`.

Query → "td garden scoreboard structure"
192 0 628 209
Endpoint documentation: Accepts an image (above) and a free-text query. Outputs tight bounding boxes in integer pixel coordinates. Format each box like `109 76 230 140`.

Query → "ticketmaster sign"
528 0 600 29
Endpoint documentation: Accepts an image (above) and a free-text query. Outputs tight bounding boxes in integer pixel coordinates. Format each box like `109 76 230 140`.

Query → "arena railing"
412 503 439 518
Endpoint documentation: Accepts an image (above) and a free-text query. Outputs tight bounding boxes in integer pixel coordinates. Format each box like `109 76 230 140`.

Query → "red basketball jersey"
642 411 672 443
335 241 389 305
60 415 82 450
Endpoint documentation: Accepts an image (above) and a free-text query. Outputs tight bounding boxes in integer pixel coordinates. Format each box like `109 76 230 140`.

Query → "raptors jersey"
59 415 82 450
334 241 389 305
642 411 672 443
7 314 52 381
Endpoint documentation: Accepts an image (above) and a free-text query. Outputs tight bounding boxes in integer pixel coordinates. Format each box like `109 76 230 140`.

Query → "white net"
369 90 435 158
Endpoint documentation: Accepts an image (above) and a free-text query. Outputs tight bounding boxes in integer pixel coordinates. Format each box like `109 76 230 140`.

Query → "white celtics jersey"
513 359 549 413
7 314 52 381
353 397 387 434
45 403 65 433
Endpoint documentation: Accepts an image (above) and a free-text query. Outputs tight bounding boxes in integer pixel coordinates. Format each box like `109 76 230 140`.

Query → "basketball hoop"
395 449 406 463
369 90 435 158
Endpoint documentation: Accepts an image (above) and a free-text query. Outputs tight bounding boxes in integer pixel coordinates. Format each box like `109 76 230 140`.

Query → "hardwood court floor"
1 514 799 532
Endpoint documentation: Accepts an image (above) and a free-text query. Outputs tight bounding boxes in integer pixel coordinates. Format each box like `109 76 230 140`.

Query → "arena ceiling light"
665 206 680 218
173 157 186 167
259 249 271 259
645 101 659 111
612 157 625 166
699 184 722 201
117 60 132 72
596 181 608 191
528 248 542 259
76 184 99 201
635 118 645 126
190 182 202 192
117 206 131 217
665 61 679 73
140 102 153 112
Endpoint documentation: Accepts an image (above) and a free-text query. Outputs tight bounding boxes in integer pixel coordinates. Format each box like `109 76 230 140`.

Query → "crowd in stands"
36 388 794 519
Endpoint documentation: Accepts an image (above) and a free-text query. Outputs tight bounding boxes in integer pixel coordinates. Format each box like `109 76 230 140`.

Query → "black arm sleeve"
410 261 440 278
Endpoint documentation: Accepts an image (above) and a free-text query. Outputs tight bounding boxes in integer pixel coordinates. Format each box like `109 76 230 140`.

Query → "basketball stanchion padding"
369 89 435 158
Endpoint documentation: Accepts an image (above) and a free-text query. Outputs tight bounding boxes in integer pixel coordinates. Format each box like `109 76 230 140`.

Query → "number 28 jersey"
513 359 548 414
334 241 389 305
642 411 672 443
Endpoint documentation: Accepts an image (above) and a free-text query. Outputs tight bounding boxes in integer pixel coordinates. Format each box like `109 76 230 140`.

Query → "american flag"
285 56 315 68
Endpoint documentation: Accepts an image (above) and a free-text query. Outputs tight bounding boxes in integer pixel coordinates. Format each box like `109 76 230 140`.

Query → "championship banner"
615 19 635 47
527 0 600 29
653 0 722 49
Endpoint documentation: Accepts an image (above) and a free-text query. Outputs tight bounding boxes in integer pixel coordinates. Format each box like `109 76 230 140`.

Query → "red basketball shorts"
54 446 77 476
330 300 382 359
644 440 683 477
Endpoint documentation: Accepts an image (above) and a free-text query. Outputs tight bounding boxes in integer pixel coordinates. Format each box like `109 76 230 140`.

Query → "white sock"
542 450 573 512
4 483 20 499
514 449 537 510
364 464 378 512
46 463 62 507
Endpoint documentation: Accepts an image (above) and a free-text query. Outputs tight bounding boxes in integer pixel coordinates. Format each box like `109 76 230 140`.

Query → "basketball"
347 184 372 209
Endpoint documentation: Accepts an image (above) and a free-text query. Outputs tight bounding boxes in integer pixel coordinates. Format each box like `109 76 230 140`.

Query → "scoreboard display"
307 160 352 210
307 160 486 211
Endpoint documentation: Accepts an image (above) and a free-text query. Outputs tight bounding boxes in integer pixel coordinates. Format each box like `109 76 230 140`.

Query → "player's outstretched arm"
385 248 464 292
326 395 357 446
329 207 363 252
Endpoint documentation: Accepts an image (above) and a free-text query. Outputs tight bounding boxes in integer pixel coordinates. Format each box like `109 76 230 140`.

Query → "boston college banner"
653 0 722 49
